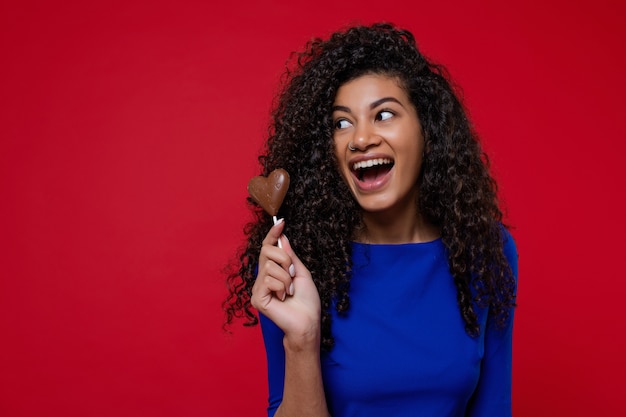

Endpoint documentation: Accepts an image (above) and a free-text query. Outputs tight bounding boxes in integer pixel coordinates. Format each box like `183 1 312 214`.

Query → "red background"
1 0 625 416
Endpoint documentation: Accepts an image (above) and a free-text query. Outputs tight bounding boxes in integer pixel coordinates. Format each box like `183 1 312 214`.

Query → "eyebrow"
332 97 404 113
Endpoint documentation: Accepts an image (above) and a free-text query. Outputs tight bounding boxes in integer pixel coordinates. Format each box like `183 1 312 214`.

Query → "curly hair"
224 23 516 351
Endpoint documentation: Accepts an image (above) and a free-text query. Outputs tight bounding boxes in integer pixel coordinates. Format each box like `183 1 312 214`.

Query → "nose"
352 122 381 151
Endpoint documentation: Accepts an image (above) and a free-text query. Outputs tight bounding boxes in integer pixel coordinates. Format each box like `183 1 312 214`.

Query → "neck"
357 206 440 244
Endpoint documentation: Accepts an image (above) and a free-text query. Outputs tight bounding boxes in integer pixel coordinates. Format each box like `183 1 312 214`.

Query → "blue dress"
260 230 518 417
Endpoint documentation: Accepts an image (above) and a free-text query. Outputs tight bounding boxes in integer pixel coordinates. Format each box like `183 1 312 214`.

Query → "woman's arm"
466 307 515 416
467 230 519 417
277 333 329 417
253 220 331 417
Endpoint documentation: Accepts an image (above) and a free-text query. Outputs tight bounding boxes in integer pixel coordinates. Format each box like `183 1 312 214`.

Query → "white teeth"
352 158 392 171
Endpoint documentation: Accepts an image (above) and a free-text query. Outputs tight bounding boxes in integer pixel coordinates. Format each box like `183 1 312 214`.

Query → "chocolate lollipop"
248 168 290 247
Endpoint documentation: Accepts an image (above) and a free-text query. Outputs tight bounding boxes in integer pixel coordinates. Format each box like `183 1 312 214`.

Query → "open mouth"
351 158 394 183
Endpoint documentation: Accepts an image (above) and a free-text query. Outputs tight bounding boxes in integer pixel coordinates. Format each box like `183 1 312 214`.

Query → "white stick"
273 216 283 249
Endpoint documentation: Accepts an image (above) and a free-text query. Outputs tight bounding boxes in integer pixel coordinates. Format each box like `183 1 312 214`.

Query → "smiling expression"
332 74 425 216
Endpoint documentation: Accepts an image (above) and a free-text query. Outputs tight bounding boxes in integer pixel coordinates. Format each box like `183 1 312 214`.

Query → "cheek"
336 160 351 182
401 135 425 176
332 139 340 158
333 135 347 155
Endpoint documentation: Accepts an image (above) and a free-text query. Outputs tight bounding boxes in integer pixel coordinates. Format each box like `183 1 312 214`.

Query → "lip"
348 153 394 192
348 153 394 166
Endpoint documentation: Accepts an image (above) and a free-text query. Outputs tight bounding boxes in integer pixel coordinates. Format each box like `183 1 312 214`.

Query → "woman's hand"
251 219 321 346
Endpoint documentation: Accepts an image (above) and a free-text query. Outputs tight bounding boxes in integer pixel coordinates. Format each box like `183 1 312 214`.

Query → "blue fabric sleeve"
467 230 519 417
259 312 286 417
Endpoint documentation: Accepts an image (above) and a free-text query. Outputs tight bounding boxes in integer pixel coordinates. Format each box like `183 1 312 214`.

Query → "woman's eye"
335 119 352 129
376 110 394 121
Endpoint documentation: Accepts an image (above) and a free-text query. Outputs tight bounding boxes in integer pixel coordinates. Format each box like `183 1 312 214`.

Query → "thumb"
263 217 286 247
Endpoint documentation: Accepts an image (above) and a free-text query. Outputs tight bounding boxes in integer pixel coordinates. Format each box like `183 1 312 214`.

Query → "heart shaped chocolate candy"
247 169 290 216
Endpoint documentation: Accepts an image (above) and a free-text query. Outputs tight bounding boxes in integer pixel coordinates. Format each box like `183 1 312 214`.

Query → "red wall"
1 1 624 415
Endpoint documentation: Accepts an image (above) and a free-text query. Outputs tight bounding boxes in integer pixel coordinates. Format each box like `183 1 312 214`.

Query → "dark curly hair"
224 23 516 351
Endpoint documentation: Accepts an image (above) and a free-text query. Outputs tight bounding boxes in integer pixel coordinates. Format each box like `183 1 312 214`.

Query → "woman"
225 23 518 417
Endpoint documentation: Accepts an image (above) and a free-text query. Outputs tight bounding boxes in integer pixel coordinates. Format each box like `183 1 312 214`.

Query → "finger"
278 235 310 297
264 275 290 302
280 234 306 275
262 217 286 247
259 243 293 280
252 267 292 309
251 281 279 311
260 259 293 298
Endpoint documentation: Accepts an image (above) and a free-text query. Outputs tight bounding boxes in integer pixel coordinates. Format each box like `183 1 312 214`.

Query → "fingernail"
289 264 295 277
289 283 294 296
281 292 286 301
275 217 284 225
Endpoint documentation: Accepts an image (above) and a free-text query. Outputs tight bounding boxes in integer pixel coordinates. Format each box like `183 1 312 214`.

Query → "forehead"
334 74 408 105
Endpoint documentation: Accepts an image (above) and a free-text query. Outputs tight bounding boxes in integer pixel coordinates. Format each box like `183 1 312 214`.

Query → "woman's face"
332 74 424 216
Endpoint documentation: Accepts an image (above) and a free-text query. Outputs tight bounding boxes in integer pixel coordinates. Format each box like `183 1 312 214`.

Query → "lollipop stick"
273 216 283 249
